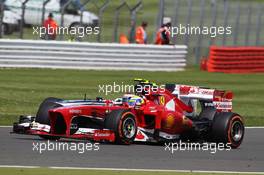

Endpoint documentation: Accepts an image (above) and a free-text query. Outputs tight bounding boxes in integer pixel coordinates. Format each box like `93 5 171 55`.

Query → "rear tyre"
35 97 62 140
104 109 137 144
211 112 244 148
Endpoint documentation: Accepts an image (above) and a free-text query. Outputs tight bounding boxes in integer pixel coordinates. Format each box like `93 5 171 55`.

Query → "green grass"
0 168 261 175
0 67 263 126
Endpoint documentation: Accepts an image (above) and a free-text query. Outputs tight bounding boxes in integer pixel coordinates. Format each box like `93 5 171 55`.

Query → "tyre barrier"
201 46 264 73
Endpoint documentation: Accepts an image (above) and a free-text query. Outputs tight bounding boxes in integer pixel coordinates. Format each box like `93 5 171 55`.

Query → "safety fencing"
0 39 187 71
201 46 264 73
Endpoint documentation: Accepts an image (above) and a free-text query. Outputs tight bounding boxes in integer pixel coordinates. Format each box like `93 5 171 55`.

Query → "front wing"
12 116 180 143
12 118 115 142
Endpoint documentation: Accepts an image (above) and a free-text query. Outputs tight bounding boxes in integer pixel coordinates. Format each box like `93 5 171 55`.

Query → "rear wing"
166 84 233 111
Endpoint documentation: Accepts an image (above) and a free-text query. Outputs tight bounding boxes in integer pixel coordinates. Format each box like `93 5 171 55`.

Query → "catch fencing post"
130 0 142 43
184 0 193 46
245 5 252 46
154 0 164 43
113 1 142 43
156 0 164 32
113 1 130 42
195 0 205 64
60 0 73 40
233 4 240 46
209 0 217 46
77 0 92 42
255 5 263 46
19 0 30 39
172 0 179 44
97 0 110 42
222 0 229 45
41 0 51 25
0 0 4 38
80 0 92 26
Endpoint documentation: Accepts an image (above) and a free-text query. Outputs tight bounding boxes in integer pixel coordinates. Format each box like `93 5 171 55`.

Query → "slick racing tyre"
104 109 137 144
212 112 244 148
35 97 62 140
36 97 62 125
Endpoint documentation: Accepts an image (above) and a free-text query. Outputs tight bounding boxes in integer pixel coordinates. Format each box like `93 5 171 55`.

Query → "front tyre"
35 97 62 125
35 97 62 140
212 112 244 148
104 109 137 144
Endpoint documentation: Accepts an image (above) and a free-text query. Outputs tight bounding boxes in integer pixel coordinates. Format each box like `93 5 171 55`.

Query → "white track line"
0 165 40 168
0 165 263 174
245 127 264 129
51 167 264 174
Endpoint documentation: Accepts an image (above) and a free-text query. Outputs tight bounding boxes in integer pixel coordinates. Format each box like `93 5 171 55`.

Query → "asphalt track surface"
0 127 264 172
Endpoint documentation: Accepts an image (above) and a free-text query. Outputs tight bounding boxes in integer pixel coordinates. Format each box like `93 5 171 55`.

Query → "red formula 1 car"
13 79 245 148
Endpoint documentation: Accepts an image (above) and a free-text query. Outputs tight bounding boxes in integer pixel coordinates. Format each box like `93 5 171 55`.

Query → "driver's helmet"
123 94 144 107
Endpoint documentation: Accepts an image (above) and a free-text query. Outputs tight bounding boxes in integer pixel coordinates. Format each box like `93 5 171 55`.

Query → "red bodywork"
27 85 233 143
